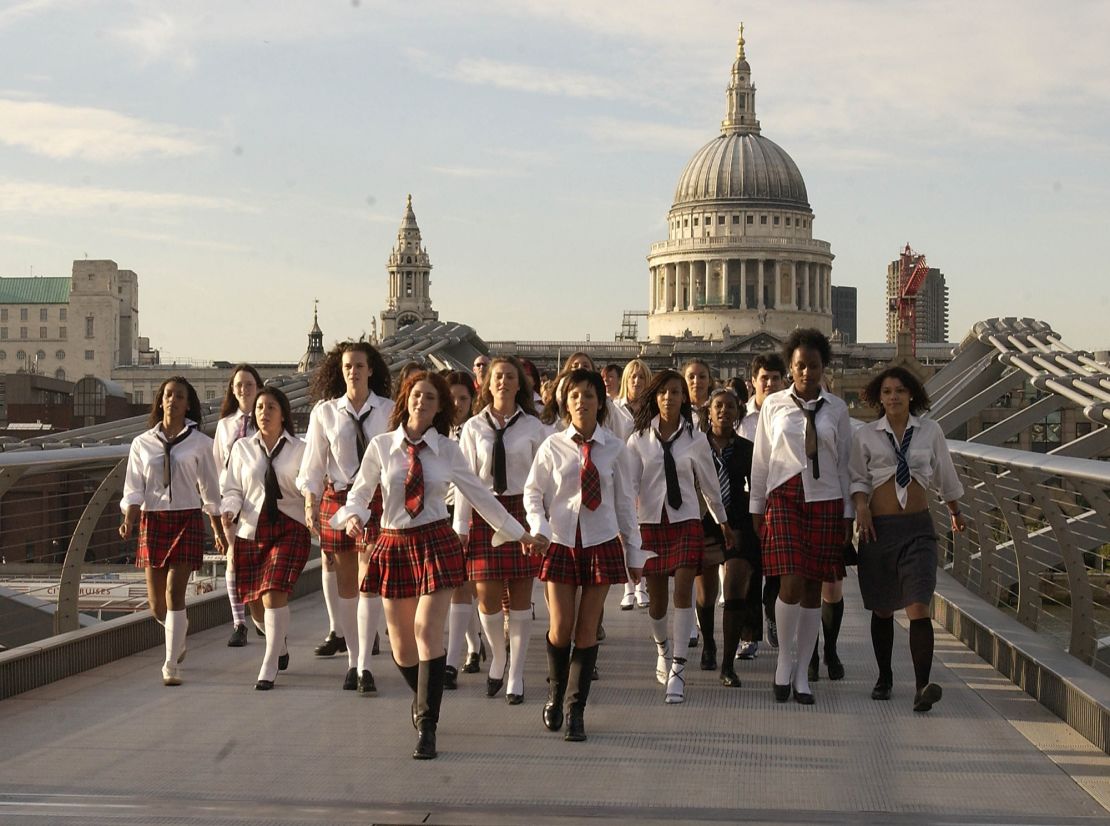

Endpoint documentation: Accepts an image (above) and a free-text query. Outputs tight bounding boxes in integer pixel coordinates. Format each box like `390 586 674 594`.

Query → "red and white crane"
890 243 930 357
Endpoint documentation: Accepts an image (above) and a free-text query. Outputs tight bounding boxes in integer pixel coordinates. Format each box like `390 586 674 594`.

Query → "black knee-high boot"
822 599 845 680
394 659 420 727
413 655 446 760
543 635 571 732
564 644 599 742
870 613 894 700
695 599 716 670
720 598 743 687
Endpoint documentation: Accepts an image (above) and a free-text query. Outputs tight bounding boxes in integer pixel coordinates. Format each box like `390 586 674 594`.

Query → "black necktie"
160 427 194 502
346 408 372 464
486 411 521 495
657 430 683 509
263 438 287 522
791 396 826 479
885 427 914 489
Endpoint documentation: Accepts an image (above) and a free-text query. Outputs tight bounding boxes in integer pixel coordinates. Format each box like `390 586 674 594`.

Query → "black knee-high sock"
721 599 743 665
909 618 934 689
870 613 894 684
695 599 715 653
822 599 844 661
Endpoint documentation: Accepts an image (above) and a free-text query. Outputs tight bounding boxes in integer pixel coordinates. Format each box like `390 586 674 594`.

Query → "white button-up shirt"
523 425 650 569
452 406 551 535
121 422 221 514
849 414 964 508
296 392 394 497
333 428 527 543
221 433 307 539
624 418 728 526
213 410 254 469
749 388 854 517
737 398 760 442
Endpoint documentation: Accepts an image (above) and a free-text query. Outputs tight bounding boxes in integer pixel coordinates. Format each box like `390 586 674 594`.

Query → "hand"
752 514 764 535
855 506 875 544
843 518 854 543
628 567 643 584
213 531 227 554
458 533 469 553
344 515 363 540
305 498 321 538
526 534 550 556
721 524 736 551
951 512 967 534
118 520 134 540
221 511 235 530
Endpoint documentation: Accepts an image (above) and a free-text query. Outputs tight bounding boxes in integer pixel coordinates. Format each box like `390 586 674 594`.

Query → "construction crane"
890 243 930 357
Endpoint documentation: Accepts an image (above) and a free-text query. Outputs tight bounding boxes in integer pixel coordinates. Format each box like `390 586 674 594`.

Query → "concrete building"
831 286 857 344
886 262 949 344
380 195 438 338
0 260 143 383
646 26 835 342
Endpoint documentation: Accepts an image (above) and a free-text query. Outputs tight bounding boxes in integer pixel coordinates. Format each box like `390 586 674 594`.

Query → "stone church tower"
380 195 438 338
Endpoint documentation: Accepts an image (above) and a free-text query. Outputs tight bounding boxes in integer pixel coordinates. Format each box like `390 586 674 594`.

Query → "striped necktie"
713 443 732 511
885 427 915 489
403 441 426 517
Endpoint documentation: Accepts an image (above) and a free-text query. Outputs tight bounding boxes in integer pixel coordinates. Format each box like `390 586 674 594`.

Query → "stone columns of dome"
826 267 832 313
687 262 696 311
721 259 730 306
703 259 712 308
757 259 766 310
649 267 656 312
772 260 781 310
738 260 747 310
667 265 677 312
801 261 810 311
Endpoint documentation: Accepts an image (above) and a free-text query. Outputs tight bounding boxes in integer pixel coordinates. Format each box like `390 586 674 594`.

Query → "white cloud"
0 232 47 246
0 98 210 161
0 179 258 214
451 57 629 100
580 117 708 152
108 228 252 253
428 164 523 179
0 0 67 30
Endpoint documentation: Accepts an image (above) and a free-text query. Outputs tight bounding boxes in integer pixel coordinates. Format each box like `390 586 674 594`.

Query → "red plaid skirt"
319 484 382 555
362 519 465 599
466 494 541 581
761 475 846 582
234 511 311 603
540 529 627 586
136 509 205 570
641 511 703 576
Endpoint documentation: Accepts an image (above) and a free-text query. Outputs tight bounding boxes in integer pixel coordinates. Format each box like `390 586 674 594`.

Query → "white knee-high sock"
774 598 802 686
356 596 382 673
623 580 635 597
793 607 822 693
689 582 699 638
672 606 696 662
338 596 359 669
479 610 506 679
322 569 341 635
465 605 482 655
226 557 246 625
259 607 282 682
650 613 669 645
447 604 472 670
278 606 290 657
506 609 531 696
164 609 187 667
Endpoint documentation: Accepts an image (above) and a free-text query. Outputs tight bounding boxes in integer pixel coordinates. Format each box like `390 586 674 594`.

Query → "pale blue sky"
1 0 1108 362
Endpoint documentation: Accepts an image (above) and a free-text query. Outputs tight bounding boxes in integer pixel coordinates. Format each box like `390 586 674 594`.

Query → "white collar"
874 414 922 435
390 426 442 455
338 394 377 417
563 423 609 446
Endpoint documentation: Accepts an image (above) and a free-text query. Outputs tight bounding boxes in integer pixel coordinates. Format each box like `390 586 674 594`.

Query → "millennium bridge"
1 317 1108 825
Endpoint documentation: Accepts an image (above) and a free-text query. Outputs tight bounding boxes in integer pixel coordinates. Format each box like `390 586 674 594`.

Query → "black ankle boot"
412 655 446 759
543 636 571 732
564 644 599 742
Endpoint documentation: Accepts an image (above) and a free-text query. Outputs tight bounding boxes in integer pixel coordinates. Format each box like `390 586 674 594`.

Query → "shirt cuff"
330 505 367 530
490 518 526 547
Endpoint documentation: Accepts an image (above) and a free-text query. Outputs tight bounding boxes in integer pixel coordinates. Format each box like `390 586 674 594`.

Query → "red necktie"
403 441 426 518
574 434 601 511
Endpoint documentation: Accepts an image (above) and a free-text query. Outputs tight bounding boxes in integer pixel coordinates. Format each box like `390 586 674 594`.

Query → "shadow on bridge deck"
1 576 1109 826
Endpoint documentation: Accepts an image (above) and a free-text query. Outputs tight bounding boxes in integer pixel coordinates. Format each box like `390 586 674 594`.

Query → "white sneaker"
737 641 759 660
162 664 182 686
655 639 672 685
620 590 636 610
665 658 686 704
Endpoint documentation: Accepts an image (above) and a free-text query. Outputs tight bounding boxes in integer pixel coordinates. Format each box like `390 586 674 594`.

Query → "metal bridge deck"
1 577 1109 825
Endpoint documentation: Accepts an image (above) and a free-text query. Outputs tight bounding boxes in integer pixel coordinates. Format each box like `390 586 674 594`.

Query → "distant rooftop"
0 277 70 304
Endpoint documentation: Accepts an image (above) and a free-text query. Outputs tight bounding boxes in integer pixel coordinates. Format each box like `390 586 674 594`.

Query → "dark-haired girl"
336 371 544 759
750 328 853 705
625 369 731 704
455 356 550 703
214 363 263 647
120 377 223 686
297 341 394 692
221 387 309 690
850 366 965 712
525 369 649 740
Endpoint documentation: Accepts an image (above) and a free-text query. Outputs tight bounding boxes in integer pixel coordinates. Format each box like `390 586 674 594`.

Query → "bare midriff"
868 477 929 517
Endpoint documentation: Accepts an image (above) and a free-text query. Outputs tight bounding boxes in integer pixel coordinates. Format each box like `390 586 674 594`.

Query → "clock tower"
380 194 438 338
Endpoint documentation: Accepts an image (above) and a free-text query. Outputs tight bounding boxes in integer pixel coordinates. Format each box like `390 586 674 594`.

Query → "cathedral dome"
672 132 809 211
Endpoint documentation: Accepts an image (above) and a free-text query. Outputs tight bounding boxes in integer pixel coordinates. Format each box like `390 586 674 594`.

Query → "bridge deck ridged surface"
1 577 1108 825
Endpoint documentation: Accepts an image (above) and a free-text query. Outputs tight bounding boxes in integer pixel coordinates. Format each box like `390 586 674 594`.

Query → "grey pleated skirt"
857 510 938 613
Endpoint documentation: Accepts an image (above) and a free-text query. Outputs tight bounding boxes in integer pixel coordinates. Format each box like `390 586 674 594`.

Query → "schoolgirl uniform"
625 417 727 700
749 386 852 702
222 432 310 688
121 419 221 684
214 407 255 643
296 392 394 684
849 414 963 613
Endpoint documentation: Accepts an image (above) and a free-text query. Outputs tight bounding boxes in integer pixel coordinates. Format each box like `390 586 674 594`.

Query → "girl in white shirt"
120 377 223 686
297 341 394 693
850 366 965 712
524 369 649 742
750 329 853 706
455 356 550 704
617 359 652 611
626 369 733 704
213 363 262 648
221 387 309 691
336 371 543 760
